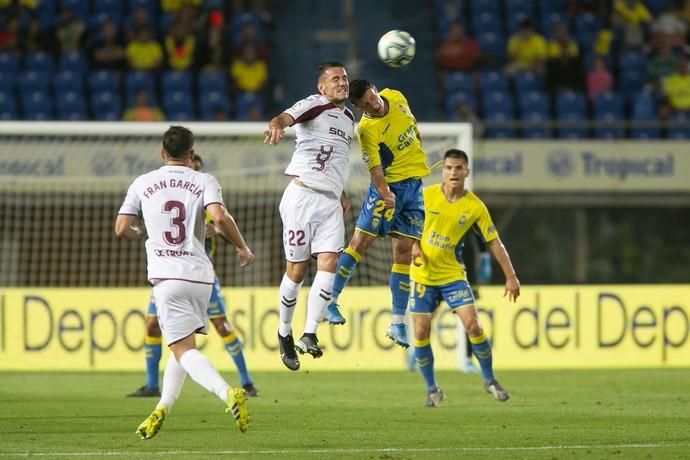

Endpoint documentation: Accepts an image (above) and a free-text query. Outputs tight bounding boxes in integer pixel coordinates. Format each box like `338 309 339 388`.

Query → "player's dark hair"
349 79 373 103
193 153 204 167
444 149 469 163
316 61 345 81
163 126 194 159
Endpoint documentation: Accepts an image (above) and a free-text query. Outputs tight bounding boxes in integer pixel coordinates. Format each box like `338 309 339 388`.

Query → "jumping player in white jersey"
264 61 354 371
115 126 254 439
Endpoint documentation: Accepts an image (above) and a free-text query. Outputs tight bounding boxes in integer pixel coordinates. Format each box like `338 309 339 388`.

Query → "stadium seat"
443 71 474 94
667 112 690 139
60 0 89 21
518 91 550 138
161 71 192 94
479 70 509 94
472 12 502 37
482 90 513 116
18 71 51 93
90 91 122 121
538 0 567 16
556 91 587 138
93 0 122 18
476 31 506 62
89 71 119 93
53 70 83 93
541 12 565 38
471 0 499 15
56 91 87 120
0 72 15 92
163 91 194 121
235 92 263 121
445 91 477 119
0 53 19 74
505 0 535 19
21 91 53 120
125 71 157 105
506 12 536 35
619 51 646 98
630 91 659 139
199 90 230 120
484 112 515 138
24 52 54 73
0 91 17 120
573 13 601 53
514 71 544 93
593 91 623 139
59 52 88 73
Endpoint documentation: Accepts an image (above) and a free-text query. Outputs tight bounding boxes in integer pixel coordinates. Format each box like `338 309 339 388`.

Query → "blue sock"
145 336 162 390
390 264 410 318
470 332 495 382
224 331 252 386
414 339 436 390
331 247 361 302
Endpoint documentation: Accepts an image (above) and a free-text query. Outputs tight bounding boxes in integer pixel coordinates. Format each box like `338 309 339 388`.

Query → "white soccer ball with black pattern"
377 30 416 68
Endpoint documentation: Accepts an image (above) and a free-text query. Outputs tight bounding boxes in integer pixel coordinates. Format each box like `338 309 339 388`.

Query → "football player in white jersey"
264 61 354 371
116 126 254 438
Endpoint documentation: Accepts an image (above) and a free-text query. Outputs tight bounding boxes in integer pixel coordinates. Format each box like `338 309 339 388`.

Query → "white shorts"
279 181 344 262
152 279 212 346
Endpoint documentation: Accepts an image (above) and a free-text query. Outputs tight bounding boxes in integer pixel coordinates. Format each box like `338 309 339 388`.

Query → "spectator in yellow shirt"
506 19 547 75
126 27 164 71
662 56 690 112
613 0 651 48
546 22 581 91
230 43 267 93
164 21 196 71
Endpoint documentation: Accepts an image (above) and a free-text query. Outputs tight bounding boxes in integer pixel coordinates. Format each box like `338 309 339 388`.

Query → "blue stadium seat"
53 70 83 93
89 70 119 93
479 70 509 93
125 71 157 105
556 91 587 138
471 0 499 15
18 71 51 93
482 90 513 115
0 91 17 120
21 91 53 120
198 72 228 93
518 91 550 138
0 72 15 92
541 12 566 38
514 71 544 93
505 0 535 19
24 52 54 73
90 91 122 121
0 53 19 73
574 13 601 53
59 52 87 73
472 12 502 37
161 71 192 94
619 50 646 98
476 31 506 62
593 91 623 139
445 91 478 119
667 112 690 139
163 91 194 121
538 0 567 16
199 90 230 120
56 91 87 120
93 0 122 18
444 71 474 94
507 12 536 35
646 0 673 15
630 91 659 139
235 92 263 121
484 112 515 138
60 0 89 21
231 13 263 44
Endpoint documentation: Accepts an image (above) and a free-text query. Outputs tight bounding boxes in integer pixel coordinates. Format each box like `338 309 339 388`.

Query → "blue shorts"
355 178 424 239
409 280 476 314
147 276 226 318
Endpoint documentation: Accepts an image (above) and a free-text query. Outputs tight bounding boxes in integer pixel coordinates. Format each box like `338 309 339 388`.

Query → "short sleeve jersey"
356 88 430 183
118 165 224 284
410 185 498 286
283 94 355 198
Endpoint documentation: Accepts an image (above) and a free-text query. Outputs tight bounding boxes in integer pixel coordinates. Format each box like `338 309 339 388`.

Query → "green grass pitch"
1 369 688 459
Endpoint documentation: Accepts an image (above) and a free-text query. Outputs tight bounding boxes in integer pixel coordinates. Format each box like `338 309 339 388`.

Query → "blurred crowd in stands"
435 0 690 138
0 0 271 121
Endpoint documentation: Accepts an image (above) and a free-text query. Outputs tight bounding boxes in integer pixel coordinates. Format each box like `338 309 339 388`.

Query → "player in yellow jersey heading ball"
410 149 520 407
325 79 430 348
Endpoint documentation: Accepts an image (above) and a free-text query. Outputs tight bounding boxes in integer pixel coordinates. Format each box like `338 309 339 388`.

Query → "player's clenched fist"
236 246 255 268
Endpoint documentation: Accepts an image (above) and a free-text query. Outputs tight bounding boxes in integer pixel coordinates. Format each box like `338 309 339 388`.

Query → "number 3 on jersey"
162 200 186 244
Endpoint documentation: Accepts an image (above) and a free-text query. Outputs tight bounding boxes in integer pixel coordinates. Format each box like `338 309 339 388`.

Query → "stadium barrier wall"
1 285 688 371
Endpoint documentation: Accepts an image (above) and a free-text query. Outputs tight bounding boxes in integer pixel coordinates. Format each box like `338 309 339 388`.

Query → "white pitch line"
1 443 688 457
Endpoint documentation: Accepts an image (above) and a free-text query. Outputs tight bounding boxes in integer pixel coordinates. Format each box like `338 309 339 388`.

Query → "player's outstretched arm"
263 113 294 145
487 237 520 301
206 203 255 268
114 215 145 240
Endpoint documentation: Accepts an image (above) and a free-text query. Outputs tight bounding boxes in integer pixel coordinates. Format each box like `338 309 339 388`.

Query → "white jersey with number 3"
118 165 224 284
283 94 355 197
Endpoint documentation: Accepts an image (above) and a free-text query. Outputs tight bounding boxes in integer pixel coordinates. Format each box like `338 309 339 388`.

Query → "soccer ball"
377 30 416 68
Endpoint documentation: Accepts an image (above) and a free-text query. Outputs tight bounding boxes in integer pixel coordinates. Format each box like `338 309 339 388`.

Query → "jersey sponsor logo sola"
328 126 353 144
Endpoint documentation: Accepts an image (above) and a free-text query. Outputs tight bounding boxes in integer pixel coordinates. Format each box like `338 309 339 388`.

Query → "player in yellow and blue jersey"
325 79 430 348
127 154 258 398
409 149 520 407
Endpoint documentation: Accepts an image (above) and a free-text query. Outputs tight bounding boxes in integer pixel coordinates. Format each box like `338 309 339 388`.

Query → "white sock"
304 271 335 334
391 314 405 324
178 349 229 403
279 273 302 337
157 353 187 411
